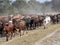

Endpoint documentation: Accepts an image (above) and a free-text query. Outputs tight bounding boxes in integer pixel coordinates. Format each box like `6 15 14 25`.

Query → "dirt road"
34 29 60 45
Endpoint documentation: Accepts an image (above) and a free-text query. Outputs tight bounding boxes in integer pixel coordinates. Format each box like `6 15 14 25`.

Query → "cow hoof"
21 36 22 37
33 28 36 29
26 32 28 34
6 39 8 41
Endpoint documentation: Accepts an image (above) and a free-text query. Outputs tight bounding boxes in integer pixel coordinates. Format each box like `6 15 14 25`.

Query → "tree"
12 0 27 14
0 0 11 14
12 0 27 9
52 0 60 12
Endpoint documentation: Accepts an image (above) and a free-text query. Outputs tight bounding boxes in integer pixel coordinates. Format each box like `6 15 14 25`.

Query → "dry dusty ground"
0 24 60 45
34 29 60 45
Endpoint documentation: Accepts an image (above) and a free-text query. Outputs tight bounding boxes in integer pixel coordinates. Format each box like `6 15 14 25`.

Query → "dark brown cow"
31 15 39 28
38 16 45 26
0 16 3 37
51 15 58 24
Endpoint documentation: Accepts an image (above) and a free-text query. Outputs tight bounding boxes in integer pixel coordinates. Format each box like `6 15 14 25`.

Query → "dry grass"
41 29 60 45
41 36 60 45
1 24 60 45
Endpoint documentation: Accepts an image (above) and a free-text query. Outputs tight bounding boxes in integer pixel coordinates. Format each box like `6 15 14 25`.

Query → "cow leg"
26 24 29 30
39 21 42 26
30 24 32 30
53 20 55 24
37 22 39 27
13 32 15 37
0 33 2 38
27 25 29 30
13 29 17 37
44 26 46 29
19 30 21 36
44 24 46 29
27 26 28 30
10 32 13 39
52 20 54 24
6 34 9 41
57 19 59 23
25 27 28 34
0 34 2 38
23 30 25 35
13 28 16 37
38 22 40 26
26 30 28 34
35 22 36 28
32 23 34 30
32 24 33 30
34 22 36 29
0 29 3 37
40 22 42 26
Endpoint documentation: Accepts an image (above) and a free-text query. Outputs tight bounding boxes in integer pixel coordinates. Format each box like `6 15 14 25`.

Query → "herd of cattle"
0 14 60 41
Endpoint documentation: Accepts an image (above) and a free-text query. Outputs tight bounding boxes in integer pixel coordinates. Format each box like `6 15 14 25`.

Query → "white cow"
43 16 51 29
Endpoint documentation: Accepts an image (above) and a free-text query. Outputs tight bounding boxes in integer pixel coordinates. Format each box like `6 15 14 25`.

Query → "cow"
3 21 14 41
12 18 27 36
24 16 32 30
24 15 38 30
0 17 3 37
51 15 58 24
0 16 15 41
38 15 45 26
43 15 51 29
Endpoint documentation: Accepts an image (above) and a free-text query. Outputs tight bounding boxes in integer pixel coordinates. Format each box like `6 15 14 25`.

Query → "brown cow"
19 20 27 36
38 16 45 26
3 21 14 41
13 18 27 36
0 16 14 41
31 15 39 28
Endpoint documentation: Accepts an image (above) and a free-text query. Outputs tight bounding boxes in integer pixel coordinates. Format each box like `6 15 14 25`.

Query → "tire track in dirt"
34 28 60 45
